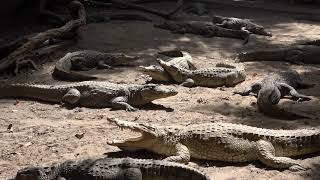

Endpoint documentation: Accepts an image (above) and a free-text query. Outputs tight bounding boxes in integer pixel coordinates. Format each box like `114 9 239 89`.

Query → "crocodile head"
156 59 182 77
250 26 272 37
15 167 47 180
257 84 281 113
138 84 178 102
212 15 225 23
154 21 179 30
110 53 139 65
107 118 175 152
137 65 171 82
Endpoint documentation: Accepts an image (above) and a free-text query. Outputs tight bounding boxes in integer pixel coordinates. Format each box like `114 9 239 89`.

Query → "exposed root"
0 0 86 75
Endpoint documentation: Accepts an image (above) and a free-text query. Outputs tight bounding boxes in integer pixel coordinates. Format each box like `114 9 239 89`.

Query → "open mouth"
106 118 155 145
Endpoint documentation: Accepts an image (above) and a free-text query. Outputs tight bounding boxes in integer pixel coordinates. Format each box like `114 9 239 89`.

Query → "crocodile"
0 81 177 111
212 15 272 37
15 157 209 180
53 50 139 81
299 40 320 46
154 21 250 44
107 117 320 170
138 50 196 82
157 59 246 87
234 70 313 113
238 45 320 64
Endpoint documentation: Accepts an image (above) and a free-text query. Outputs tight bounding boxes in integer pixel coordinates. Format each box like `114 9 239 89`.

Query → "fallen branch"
0 0 86 74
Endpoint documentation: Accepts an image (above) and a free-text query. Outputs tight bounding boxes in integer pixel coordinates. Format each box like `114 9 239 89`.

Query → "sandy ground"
1 2 320 180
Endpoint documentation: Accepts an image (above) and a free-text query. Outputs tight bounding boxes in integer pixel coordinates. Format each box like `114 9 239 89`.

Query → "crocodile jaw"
107 118 160 151
137 65 171 82
140 84 178 102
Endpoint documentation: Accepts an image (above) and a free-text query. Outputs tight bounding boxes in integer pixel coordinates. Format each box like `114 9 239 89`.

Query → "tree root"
0 1 86 75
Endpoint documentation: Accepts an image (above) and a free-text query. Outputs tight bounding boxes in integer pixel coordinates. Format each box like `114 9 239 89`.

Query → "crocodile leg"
255 140 306 171
123 168 142 180
278 83 312 102
97 60 112 69
111 96 137 111
180 78 195 87
240 27 250 34
234 82 262 96
163 143 190 164
62 88 81 104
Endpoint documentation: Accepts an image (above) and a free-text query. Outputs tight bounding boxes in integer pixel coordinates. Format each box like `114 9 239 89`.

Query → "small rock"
7 124 13 133
75 133 85 139
14 100 20 105
196 98 208 104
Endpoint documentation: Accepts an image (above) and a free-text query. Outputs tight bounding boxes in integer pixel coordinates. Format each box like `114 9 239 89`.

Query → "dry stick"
0 1 86 75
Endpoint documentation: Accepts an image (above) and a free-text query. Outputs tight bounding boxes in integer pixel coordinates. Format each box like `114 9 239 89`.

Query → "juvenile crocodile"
53 50 139 81
138 50 196 82
234 70 313 113
107 117 320 170
157 59 246 87
212 15 272 37
238 45 320 64
154 21 250 44
0 81 177 111
15 157 209 180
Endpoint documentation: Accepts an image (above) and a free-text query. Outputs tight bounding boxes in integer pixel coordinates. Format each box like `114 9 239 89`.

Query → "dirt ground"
1 2 320 180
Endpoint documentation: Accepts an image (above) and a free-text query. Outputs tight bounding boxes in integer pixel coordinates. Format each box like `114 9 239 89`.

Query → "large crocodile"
212 15 272 37
138 50 196 82
107 118 320 170
238 45 320 64
15 157 209 180
53 50 139 81
0 81 177 111
157 59 246 87
234 70 313 113
154 21 250 44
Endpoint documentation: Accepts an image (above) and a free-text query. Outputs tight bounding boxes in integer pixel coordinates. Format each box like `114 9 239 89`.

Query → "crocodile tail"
52 67 98 82
139 159 209 180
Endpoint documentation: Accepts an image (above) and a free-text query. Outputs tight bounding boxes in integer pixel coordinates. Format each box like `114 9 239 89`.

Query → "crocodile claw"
289 165 308 172
126 106 138 112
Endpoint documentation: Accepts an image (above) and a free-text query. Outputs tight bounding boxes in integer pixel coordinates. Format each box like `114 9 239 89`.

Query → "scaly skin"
107 118 320 170
138 50 196 82
212 15 272 37
154 21 250 44
53 50 139 81
0 81 177 111
157 59 246 87
234 70 313 113
238 45 320 64
15 157 209 180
